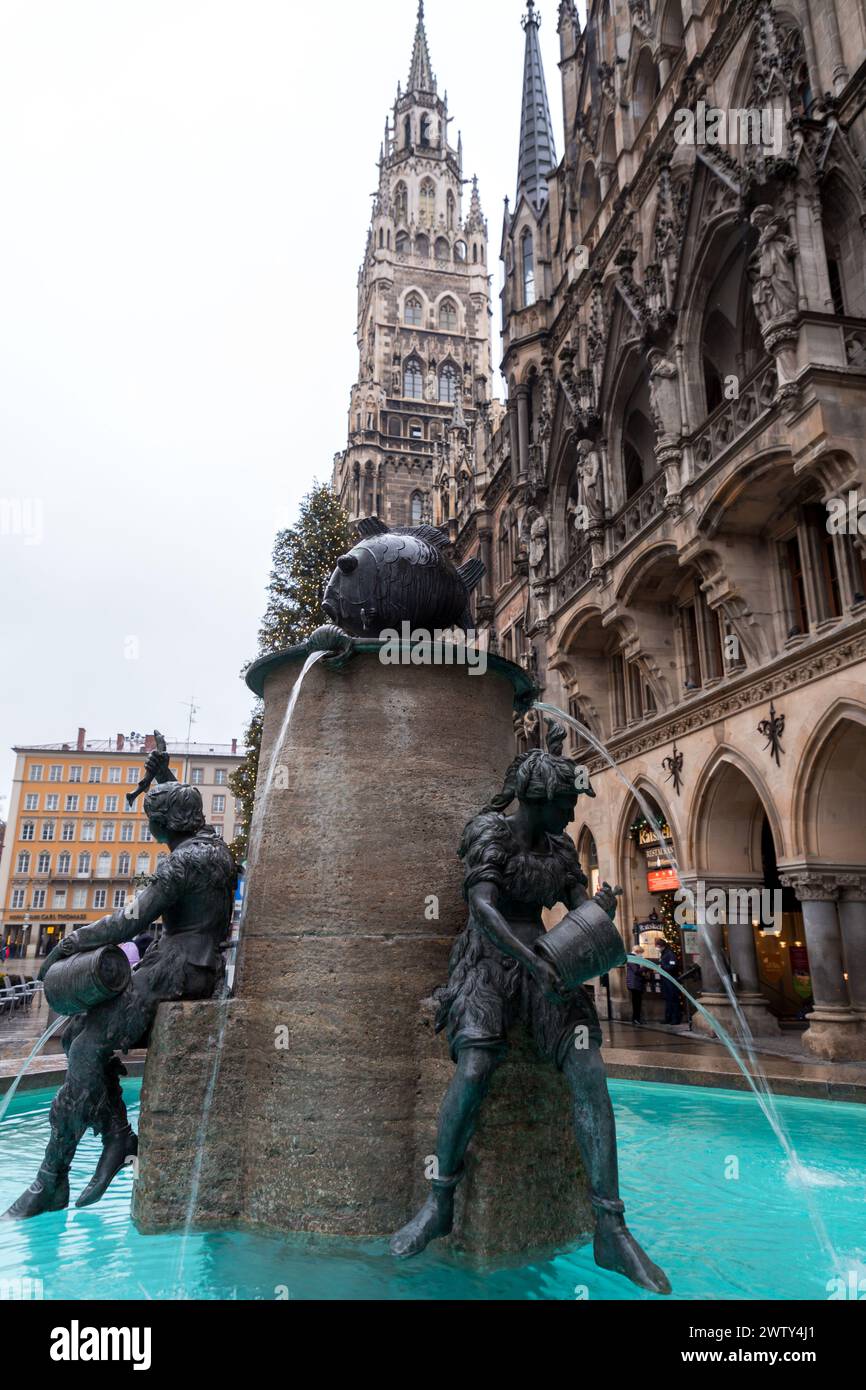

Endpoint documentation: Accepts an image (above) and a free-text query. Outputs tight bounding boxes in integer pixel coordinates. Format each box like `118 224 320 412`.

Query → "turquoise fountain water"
1 1077 863 1300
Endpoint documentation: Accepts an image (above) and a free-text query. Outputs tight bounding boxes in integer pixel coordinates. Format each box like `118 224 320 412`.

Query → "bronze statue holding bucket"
391 722 670 1295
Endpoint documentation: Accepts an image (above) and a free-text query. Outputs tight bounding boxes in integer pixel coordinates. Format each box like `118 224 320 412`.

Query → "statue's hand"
38 931 84 981
594 882 621 920
144 749 172 784
531 954 569 1004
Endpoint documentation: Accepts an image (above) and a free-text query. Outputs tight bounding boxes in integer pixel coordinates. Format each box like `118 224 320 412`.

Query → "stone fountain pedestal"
132 646 594 1260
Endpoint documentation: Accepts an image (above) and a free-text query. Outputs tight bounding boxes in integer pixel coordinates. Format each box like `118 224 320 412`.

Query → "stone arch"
613 776 682 931
679 213 762 425
793 700 866 862
688 745 786 873
614 540 679 606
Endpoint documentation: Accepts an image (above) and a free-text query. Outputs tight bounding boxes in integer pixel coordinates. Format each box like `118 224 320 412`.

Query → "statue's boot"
1 1166 70 1221
390 1168 463 1259
592 1196 671 1295
76 1127 138 1209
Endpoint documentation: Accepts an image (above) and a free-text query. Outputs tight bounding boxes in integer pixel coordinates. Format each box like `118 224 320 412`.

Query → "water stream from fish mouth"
173 650 325 1292
0 1008 66 1129
533 701 843 1275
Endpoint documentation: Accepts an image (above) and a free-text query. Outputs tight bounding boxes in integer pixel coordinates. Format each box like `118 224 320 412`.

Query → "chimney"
231 738 238 756
116 734 125 752
144 734 157 754
77 728 86 752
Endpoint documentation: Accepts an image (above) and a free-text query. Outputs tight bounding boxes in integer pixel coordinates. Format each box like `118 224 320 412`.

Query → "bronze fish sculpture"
323 518 485 637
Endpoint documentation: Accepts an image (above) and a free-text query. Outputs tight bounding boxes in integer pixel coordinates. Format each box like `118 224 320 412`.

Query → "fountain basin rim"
245 640 538 710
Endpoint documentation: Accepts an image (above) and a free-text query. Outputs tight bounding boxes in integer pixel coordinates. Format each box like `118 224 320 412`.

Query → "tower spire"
516 0 557 213
408 1 436 95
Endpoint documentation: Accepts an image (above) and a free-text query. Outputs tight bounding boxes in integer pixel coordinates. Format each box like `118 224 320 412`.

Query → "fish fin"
457 557 486 593
356 517 390 539
408 523 451 551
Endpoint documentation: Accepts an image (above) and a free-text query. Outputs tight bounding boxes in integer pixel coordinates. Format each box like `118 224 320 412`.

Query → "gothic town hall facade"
334 0 866 1062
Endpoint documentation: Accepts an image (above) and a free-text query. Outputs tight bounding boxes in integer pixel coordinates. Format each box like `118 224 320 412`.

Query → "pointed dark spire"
408 1 436 95
517 0 557 213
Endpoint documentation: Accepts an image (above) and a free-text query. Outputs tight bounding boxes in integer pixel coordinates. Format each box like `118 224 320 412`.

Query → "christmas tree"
229 483 353 861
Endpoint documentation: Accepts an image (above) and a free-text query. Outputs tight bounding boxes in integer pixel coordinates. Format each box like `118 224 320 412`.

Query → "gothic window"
395 182 408 222
405 294 423 326
410 492 424 526
700 237 763 420
396 230 410 255
439 298 458 332
632 48 661 127
579 163 600 228
454 240 467 262
403 358 424 400
420 180 436 225
498 514 512 588
447 191 455 230
420 115 431 148
439 363 460 403
404 117 412 150
378 229 384 248
780 501 845 637
659 0 685 50
472 244 478 263
522 230 535 307
416 234 430 260
622 404 656 498
435 237 450 262
678 579 724 690
389 417 402 436
820 174 866 317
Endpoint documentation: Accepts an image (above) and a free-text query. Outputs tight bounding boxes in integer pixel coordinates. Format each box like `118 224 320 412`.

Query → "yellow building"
0 729 242 962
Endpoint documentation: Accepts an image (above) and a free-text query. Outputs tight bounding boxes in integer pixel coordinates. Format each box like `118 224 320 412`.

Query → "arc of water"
534 701 843 1274
0 1014 67 1128
174 650 325 1293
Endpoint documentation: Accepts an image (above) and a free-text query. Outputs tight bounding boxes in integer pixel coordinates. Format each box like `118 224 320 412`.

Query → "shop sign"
647 867 681 893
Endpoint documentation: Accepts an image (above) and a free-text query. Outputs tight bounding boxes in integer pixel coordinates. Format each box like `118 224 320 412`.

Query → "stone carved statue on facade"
576 438 605 527
748 205 799 334
647 351 681 447
528 512 550 585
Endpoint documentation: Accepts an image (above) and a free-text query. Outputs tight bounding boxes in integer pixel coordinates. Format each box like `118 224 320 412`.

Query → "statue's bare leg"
563 1046 670 1295
390 1045 501 1258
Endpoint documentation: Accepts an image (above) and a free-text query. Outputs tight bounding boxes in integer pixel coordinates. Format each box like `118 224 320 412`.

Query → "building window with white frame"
81 821 95 842
72 887 87 909
118 853 131 875
30 764 44 782
45 794 60 811
101 823 115 842
37 852 51 874
32 888 47 909
11 889 27 909
88 767 101 783
127 767 140 784
61 822 75 842
41 822 55 841
69 766 82 783
24 794 39 812
104 795 119 813
191 768 204 785
77 852 91 876
140 825 152 841
108 767 121 784
54 888 67 908
96 853 111 878
93 889 107 910
120 823 134 842
214 769 227 786
57 852 71 874
85 795 99 813
21 821 35 842
65 794 79 811
113 889 127 909
15 851 30 874
49 765 63 782
212 795 226 814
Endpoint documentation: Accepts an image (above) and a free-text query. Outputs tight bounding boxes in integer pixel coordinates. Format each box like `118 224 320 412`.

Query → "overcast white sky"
0 0 568 812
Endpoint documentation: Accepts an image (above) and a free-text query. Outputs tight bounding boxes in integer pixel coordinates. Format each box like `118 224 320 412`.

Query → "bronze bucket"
43 945 132 1017
535 900 626 992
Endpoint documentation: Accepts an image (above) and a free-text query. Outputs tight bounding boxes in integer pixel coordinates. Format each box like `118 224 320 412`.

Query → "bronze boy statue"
391 725 670 1295
3 749 236 1220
